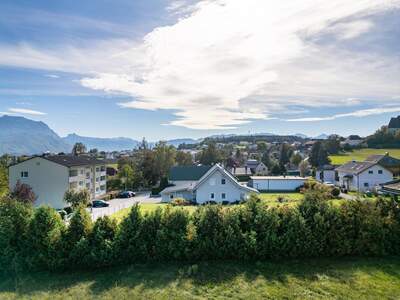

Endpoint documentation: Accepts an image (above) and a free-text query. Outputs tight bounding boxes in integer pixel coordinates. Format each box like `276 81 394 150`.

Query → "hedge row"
1 191 400 274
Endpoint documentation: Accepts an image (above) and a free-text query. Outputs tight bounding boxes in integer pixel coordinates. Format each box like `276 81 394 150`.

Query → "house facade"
161 164 258 204
316 165 336 183
335 161 393 192
9 155 107 209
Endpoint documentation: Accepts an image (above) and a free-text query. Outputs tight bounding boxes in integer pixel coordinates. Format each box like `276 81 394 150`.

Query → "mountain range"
0 115 330 155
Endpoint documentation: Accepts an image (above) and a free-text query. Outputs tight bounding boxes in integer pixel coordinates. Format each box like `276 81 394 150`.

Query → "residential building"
161 164 258 204
335 160 393 192
316 165 336 183
248 176 306 191
341 135 365 147
231 160 268 176
388 116 400 135
9 155 107 209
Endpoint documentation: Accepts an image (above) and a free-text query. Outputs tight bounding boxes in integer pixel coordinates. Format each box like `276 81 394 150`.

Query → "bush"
171 198 193 206
0 198 33 274
25 206 65 270
1 189 400 273
331 187 340 197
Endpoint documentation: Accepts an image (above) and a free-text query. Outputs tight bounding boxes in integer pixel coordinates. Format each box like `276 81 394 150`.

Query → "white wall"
195 169 247 203
337 165 393 192
161 190 194 203
251 178 305 191
9 157 69 209
316 170 336 183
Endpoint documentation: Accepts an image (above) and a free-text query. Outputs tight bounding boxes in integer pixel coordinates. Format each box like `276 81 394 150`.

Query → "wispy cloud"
0 0 400 129
45 74 60 79
285 107 400 122
8 108 47 115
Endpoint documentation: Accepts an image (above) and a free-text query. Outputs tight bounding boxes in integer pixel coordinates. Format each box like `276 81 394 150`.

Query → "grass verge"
1 257 400 299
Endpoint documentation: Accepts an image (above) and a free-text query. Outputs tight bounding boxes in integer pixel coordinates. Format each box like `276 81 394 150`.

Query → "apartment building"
9 155 106 209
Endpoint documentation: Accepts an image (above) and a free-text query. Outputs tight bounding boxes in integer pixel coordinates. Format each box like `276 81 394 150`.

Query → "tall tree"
72 142 87 156
176 151 193 166
279 143 292 168
309 141 330 168
324 135 341 154
199 143 223 165
154 142 176 178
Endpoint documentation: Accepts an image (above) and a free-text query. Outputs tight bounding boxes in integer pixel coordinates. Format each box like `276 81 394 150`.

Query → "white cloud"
285 106 400 122
45 74 60 79
1 0 400 129
8 108 47 115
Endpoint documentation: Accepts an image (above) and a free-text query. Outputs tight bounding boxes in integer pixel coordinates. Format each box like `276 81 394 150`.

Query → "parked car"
118 191 136 198
92 200 110 208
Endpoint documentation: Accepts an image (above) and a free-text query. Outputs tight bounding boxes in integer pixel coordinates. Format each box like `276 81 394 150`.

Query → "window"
100 185 106 191
20 171 28 178
378 170 383 174
96 167 100 172
221 178 226 185
96 187 100 192
86 172 90 179
69 170 78 177
222 193 226 199
100 176 106 181
86 183 90 189
79 181 84 186
170 194 174 199
210 193 215 199
69 182 78 189
368 170 373 174
100 166 106 172
96 177 100 182
364 182 369 187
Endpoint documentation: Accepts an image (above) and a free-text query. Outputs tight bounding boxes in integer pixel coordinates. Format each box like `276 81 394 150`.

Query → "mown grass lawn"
1 257 400 299
329 148 400 165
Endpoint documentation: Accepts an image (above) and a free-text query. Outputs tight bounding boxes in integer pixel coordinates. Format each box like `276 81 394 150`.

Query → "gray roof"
388 116 400 129
169 165 212 181
335 161 376 175
245 159 261 168
44 155 105 167
365 154 400 168
160 182 196 194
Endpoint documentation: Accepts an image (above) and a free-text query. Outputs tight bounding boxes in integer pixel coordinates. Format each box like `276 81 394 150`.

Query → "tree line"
1 189 399 275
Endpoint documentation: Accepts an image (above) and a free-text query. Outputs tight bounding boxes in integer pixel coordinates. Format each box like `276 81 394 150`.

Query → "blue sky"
0 0 399 141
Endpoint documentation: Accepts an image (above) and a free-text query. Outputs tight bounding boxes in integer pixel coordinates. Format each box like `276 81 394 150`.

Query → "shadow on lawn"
1 257 399 297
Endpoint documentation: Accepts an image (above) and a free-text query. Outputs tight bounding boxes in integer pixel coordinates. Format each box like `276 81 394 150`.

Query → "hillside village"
1 115 400 216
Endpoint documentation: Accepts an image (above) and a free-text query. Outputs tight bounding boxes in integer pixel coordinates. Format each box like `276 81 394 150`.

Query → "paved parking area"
90 192 161 220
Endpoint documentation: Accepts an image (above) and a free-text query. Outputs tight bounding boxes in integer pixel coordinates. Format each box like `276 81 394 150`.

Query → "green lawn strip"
329 148 400 165
1 257 400 299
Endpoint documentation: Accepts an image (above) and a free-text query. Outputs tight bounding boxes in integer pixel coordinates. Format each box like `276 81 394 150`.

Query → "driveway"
90 192 161 220
340 193 357 201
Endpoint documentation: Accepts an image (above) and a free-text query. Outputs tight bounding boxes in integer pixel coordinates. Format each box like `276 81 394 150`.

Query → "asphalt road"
90 192 161 220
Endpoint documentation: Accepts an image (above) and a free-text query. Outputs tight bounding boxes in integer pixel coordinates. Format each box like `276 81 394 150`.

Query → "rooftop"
44 155 105 167
335 161 376 175
169 165 212 181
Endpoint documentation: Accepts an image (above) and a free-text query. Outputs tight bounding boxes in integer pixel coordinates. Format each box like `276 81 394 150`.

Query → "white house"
316 165 336 183
161 164 258 204
335 160 393 192
9 155 107 209
248 176 307 192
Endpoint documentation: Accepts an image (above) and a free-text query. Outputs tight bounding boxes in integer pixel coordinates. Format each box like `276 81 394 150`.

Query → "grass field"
329 148 400 165
1 257 400 299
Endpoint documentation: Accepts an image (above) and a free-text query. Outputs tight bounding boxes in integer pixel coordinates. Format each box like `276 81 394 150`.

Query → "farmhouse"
161 164 258 204
248 176 306 192
335 159 393 192
9 155 107 209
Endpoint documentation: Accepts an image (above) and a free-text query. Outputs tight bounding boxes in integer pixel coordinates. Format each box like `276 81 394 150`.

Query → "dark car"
92 200 110 208
118 191 136 198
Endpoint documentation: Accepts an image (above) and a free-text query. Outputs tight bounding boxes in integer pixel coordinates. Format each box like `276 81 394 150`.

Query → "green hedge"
1 191 400 274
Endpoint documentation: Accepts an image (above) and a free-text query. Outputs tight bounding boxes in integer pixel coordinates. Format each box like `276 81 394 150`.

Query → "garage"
248 176 306 192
